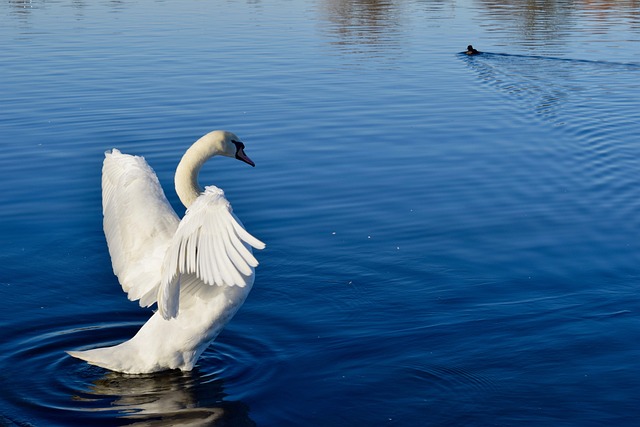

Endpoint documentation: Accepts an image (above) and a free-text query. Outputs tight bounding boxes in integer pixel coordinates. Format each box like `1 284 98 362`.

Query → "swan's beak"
234 143 255 167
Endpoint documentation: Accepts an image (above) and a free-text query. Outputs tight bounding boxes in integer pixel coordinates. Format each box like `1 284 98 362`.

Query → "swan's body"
68 130 264 374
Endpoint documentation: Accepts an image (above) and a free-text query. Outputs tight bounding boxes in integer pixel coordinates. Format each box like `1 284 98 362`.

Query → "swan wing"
102 149 180 307
158 186 265 319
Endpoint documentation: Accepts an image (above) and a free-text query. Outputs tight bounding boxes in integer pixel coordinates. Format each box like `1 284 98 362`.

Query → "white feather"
68 130 265 374
157 186 264 319
101 149 179 306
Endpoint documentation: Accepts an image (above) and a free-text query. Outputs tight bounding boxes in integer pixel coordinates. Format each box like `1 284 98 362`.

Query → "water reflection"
6 0 33 18
73 370 255 426
318 0 404 57
475 0 640 45
5 0 123 18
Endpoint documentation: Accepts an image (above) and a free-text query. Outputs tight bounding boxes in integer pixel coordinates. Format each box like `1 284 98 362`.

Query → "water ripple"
462 50 640 230
0 313 278 426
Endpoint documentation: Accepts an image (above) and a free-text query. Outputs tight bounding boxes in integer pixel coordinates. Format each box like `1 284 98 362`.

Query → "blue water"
1 0 640 425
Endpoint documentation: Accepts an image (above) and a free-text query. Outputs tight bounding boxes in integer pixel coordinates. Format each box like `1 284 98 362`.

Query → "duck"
67 130 265 374
465 45 480 55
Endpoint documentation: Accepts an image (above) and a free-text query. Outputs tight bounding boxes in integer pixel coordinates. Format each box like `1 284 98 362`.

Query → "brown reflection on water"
318 0 404 54
475 0 640 45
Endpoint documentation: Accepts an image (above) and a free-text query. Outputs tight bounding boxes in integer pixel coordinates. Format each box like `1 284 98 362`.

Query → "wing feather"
229 212 266 251
215 215 247 285
102 149 180 306
226 217 260 268
220 219 253 276
158 186 265 319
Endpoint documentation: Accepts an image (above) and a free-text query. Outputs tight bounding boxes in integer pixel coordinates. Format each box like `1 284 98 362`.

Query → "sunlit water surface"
1 1 640 425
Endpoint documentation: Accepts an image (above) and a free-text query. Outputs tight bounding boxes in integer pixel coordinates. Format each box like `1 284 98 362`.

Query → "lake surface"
1 0 640 425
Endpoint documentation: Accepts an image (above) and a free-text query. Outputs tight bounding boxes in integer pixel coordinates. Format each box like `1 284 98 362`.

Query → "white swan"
68 130 265 374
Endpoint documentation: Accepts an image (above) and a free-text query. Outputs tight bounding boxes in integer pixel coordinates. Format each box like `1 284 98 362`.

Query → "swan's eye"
231 140 255 167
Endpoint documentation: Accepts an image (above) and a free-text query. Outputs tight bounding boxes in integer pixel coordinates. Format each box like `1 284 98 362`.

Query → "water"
1 0 639 425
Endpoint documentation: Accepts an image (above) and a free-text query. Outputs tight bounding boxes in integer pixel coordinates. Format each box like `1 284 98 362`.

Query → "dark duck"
465 45 480 55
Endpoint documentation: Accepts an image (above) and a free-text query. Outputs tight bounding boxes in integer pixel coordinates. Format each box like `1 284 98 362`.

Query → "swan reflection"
72 369 255 426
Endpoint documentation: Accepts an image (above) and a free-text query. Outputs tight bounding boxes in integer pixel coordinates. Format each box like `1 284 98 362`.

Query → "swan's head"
176 130 256 208
198 130 255 167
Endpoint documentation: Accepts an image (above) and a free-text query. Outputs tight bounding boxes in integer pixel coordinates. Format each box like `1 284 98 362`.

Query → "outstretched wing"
102 149 180 307
158 186 265 319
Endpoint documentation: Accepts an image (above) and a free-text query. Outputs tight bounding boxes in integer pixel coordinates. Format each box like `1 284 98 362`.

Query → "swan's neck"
175 144 219 208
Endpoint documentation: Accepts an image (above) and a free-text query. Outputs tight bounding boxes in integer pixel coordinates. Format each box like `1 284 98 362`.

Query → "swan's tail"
67 347 113 367
67 344 136 373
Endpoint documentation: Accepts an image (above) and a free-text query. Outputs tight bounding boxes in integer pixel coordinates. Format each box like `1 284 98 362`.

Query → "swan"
67 130 265 374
